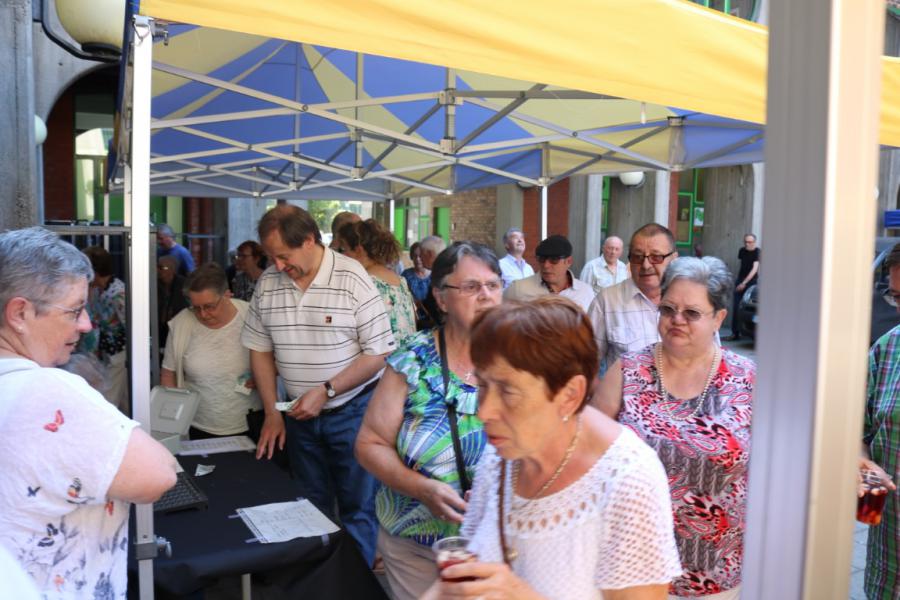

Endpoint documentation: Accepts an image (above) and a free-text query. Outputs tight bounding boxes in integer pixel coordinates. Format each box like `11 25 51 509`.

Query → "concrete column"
654 171 670 225
0 0 39 229
752 163 765 242
567 175 604 273
494 183 523 257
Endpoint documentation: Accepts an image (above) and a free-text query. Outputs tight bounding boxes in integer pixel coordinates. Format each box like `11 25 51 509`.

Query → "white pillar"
540 185 548 240
742 2 884 599
751 163 765 243
131 15 157 600
654 170 670 225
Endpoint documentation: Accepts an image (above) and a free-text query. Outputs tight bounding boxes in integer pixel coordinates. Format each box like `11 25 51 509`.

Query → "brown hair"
257 204 322 247
337 219 400 265
237 240 263 257
82 245 114 278
630 222 676 252
470 296 598 410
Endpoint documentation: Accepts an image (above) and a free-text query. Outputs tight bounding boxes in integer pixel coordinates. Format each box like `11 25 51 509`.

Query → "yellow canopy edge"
139 0 900 147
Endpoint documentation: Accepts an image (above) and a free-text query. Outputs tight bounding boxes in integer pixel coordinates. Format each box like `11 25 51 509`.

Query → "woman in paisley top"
356 242 502 600
337 219 417 344
597 256 755 600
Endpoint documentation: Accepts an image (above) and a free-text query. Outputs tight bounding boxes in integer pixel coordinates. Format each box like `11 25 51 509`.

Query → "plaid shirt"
588 278 661 367
865 325 900 599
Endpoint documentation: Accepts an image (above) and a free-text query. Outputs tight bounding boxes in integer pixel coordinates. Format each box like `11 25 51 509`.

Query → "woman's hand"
859 457 896 497
437 561 543 599
417 478 467 524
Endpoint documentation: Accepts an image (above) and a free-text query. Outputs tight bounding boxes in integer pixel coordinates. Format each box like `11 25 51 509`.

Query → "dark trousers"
730 288 745 337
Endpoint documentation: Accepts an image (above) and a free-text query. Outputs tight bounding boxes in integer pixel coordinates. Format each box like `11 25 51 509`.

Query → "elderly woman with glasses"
356 242 503 600
0 227 176 596
597 256 755 600
161 263 261 439
423 297 681 600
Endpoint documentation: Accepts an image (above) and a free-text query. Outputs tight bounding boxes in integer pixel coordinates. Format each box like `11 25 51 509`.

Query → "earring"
562 414 570 423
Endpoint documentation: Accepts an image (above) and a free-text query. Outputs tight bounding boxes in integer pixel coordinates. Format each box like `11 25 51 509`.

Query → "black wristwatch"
323 381 337 399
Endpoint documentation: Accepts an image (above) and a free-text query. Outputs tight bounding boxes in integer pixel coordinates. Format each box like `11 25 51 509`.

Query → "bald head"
602 236 623 266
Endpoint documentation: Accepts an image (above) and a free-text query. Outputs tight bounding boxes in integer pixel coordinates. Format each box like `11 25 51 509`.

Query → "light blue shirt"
499 254 535 288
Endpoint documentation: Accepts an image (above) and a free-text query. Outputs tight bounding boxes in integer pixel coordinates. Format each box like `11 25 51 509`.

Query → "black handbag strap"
438 327 472 494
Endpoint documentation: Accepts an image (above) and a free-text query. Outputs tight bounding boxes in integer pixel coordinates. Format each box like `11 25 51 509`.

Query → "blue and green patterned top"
376 329 486 547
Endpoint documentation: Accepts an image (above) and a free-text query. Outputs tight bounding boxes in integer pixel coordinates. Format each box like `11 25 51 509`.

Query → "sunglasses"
628 251 675 265
658 303 714 322
536 255 567 265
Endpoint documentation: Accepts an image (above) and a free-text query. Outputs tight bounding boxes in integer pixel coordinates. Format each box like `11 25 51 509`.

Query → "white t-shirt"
462 427 682 600
0 358 137 598
163 301 261 435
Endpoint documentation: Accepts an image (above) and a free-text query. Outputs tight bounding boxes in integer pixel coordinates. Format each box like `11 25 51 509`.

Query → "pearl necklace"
654 343 720 421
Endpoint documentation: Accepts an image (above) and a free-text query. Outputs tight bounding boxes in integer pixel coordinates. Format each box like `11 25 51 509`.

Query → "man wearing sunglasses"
589 223 678 371
503 234 595 311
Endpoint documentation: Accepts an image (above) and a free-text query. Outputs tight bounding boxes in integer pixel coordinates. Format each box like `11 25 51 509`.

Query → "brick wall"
521 179 570 267
43 88 75 221
435 187 497 246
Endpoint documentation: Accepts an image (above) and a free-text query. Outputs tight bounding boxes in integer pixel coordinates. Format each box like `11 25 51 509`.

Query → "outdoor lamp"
619 171 645 186
34 115 47 146
55 0 125 58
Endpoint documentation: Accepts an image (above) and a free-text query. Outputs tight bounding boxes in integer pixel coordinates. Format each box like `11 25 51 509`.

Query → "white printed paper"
194 464 216 477
178 435 257 456
236 500 339 543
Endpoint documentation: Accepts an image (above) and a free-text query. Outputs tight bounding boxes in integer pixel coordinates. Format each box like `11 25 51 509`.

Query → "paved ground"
722 334 868 600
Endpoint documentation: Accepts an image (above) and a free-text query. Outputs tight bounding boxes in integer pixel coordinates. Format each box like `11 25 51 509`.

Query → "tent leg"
132 14 157 600
540 185 548 240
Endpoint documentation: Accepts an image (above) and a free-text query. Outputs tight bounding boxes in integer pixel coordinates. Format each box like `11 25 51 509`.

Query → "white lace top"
462 427 682 600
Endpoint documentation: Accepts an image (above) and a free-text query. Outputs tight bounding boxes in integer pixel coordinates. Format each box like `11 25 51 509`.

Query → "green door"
434 207 451 243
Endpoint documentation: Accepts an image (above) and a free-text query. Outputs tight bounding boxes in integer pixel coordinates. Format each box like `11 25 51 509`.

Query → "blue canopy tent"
111 24 764 202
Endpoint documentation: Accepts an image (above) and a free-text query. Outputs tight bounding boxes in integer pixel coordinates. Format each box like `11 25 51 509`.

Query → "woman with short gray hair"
0 227 176 596
598 255 755 600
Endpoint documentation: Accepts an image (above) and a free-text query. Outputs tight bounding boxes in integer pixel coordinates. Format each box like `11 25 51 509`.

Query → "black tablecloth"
128 450 388 599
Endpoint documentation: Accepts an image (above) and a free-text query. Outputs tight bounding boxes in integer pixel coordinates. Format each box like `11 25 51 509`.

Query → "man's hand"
288 385 329 421
736 282 747 293
256 412 285 460
859 457 896 497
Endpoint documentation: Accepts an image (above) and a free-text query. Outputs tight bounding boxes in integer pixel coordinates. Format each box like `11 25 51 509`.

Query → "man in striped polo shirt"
241 205 395 566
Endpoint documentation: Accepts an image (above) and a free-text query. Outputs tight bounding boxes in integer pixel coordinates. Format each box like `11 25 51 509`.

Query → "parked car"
737 237 900 345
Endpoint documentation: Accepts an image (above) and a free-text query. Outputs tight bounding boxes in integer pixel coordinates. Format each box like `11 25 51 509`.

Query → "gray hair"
157 223 175 238
661 256 733 312
502 227 524 244
0 227 93 324
184 263 229 296
431 241 501 291
419 235 447 257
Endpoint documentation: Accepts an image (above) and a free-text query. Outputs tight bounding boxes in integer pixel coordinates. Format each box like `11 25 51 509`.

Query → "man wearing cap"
503 234 595 311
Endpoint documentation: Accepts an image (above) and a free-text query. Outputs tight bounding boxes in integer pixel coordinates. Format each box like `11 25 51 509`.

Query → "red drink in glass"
858 470 890 526
433 536 478 582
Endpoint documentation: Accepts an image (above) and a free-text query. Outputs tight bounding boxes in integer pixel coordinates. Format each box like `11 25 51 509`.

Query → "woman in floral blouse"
597 257 754 600
79 246 129 412
356 242 502 600
336 219 417 344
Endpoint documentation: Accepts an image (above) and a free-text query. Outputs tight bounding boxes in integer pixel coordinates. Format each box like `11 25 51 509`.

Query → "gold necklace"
654 343 720 421
502 414 582 563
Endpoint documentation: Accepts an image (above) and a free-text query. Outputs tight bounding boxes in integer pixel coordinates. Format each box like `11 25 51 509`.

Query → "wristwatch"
323 381 337 399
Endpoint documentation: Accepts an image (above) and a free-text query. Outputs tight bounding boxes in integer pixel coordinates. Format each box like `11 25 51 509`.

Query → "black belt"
318 379 378 416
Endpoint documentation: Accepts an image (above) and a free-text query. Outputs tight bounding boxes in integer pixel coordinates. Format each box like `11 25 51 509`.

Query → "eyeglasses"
190 295 224 314
628 251 675 265
235 253 255 260
43 303 88 322
658 303 715 322
442 279 503 296
536 255 567 265
883 289 900 308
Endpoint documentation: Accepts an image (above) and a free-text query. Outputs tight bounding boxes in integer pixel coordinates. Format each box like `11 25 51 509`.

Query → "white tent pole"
742 0 884 597
540 186 548 240
388 197 395 233
103 192 110 250
131 15 157 600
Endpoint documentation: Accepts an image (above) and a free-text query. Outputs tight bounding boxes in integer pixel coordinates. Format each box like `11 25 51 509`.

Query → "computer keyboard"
154 471 209 513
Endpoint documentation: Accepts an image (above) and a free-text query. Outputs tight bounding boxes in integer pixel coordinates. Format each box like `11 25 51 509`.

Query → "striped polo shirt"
241 247 395 409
